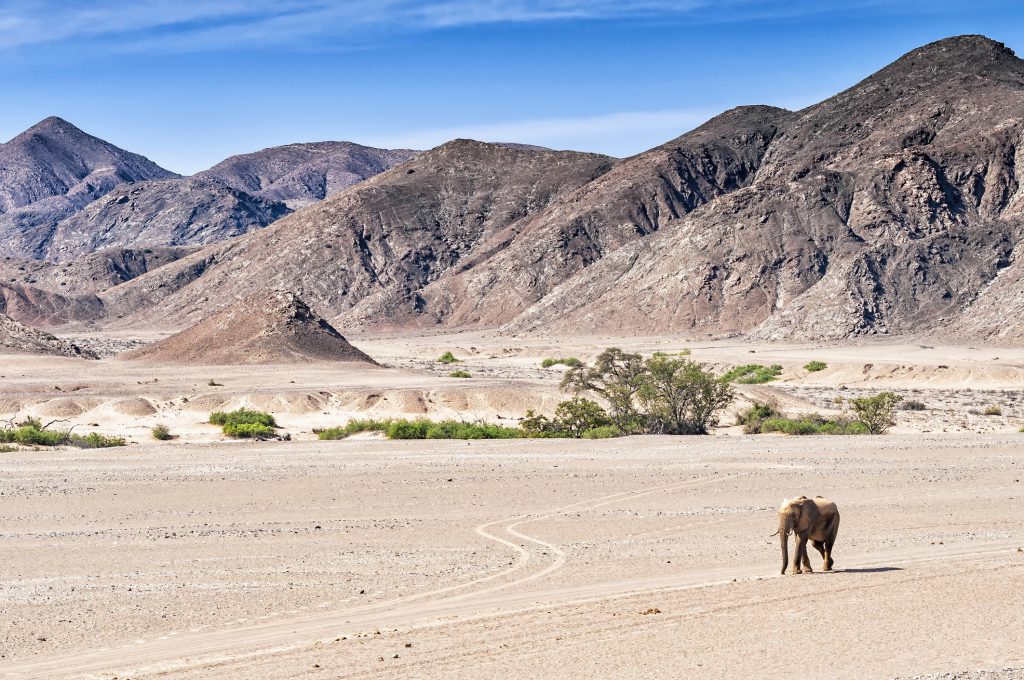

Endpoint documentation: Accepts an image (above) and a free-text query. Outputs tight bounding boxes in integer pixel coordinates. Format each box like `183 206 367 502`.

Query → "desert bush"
754 414 868 436
900 400 927 411
209 409 276 428
437 351 460 364
580 425 618 439
318 418 521 440
541 357 583 368
521 398 613 439
448 370 472 378
0 418 126 448
736 401 782 433
850 392 903 434
983 405 1002 416
151 424 173 440
70 432 127 448
721 364 783 384
563 348 733 435
207 379 223 387
223 422 276 439
804 360 827 372
0 444 15 453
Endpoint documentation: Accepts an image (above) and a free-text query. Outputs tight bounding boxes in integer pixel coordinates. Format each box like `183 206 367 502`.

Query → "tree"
553 398 612 438
563 348 735 435
639 354 734 434
562 348 647 434
850 392 903 434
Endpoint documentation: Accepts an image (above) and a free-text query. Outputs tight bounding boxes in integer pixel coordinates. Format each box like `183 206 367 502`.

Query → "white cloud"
363 108 714 156
0 1 910 53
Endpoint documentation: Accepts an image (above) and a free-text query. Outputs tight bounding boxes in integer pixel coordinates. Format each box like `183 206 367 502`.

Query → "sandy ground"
1 435 1022 679
2 334 1024 678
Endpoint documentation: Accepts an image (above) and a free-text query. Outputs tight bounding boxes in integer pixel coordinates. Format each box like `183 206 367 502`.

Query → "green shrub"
983 405 1002 416
721 364 784 384
736 401 782 433
223 422 276 439
850 392 903 434
581 425 618 439
70 432 127 448
520 399 615 439
209 409 276 427
0 444 15 453
541 357 583 368
448 370 472 378
437 351 460 364
0 418 126 448
151 424 173 440
754 414 867 436
319 418 521 440
804 361 827 372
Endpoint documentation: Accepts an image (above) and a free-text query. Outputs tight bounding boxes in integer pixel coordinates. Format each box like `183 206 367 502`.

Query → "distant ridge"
196 142 418 209
0 314 96 358
120 291 376 365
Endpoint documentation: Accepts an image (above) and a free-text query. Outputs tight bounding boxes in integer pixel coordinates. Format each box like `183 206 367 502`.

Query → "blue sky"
1 0 1022 174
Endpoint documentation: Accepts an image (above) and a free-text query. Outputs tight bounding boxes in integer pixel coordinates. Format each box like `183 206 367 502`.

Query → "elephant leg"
801 541 813 572
812 540 827 570
824 538 835 571
792 535 808 574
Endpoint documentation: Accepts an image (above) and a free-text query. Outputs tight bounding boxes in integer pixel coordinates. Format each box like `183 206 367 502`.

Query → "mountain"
16 35 1024 344
0 118 416 261
0 314 96 358
195 142 418 209
0 117 180 258
42 179 290 262
120 291 376 364
507 35 1024 339
96 141 617 329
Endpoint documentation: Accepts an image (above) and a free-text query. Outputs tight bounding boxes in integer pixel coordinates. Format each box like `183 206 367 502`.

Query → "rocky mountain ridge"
6 35 1024 344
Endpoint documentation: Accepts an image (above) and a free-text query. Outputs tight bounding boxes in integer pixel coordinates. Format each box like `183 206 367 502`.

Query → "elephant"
773 495 840 575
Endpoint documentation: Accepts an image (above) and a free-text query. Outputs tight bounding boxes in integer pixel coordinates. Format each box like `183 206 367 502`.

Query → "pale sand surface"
1 335 1024 678
2 436 1022 679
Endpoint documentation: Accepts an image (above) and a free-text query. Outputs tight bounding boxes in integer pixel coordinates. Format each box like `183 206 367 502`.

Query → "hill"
120 291 376 364
196 142 418 209
0 314 96 358
0 117 180 259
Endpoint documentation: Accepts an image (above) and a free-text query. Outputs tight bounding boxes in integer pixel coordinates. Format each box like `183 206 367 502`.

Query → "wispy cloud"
0 0 924 53
363 108 714 156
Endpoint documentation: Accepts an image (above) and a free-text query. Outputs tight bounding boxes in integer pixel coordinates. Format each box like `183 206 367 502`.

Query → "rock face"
0 117 180 259
98 141 617 329
0 119 415 261
506 35 1024 339
120 291 376 364
195 142 418 209
43 179 290 262
0 314 97 358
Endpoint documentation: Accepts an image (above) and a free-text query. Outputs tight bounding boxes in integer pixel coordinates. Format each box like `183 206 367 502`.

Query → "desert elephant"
773 495 840 575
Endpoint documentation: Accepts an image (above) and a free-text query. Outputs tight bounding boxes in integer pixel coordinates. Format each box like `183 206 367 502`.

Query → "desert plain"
1 334 1023 679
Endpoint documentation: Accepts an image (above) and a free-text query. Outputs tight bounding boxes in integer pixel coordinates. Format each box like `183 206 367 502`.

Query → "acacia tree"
562 348 648 434
562 348 734 435
640 354 734 434
851 392 903 434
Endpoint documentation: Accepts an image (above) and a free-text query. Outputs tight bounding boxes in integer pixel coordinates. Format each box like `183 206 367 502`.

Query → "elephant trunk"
779 514 792 575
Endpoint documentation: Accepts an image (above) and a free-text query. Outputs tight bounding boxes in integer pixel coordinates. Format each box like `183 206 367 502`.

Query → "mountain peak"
21 115 87 138
885 34 1022 80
